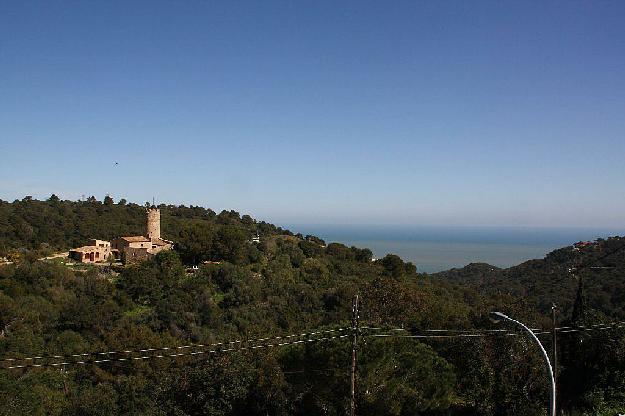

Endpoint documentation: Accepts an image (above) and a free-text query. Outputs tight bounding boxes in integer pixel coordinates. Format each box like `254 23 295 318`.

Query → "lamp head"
490 311 508 324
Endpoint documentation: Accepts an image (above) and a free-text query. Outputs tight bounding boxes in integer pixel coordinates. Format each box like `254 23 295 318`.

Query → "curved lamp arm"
491 311 556 416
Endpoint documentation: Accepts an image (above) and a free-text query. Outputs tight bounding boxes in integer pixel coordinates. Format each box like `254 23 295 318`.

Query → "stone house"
69 207 173 265
69 240 111 263
111 235 152 252
111 207 173 263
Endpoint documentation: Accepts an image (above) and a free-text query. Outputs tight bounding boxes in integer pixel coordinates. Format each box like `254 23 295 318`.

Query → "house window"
95 252 99 259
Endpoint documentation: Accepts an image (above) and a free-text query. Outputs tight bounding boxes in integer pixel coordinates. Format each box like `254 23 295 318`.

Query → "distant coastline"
284 224 625 273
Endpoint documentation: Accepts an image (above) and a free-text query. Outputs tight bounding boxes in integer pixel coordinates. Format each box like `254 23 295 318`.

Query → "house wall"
129 241 150 249
89 239 111 248
112 238 150 251
122 246 150 263
111 238 126 252
69 246 110 263
148 242 173 255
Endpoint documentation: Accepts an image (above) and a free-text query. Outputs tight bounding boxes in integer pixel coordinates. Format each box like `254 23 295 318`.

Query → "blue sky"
1 1 624 227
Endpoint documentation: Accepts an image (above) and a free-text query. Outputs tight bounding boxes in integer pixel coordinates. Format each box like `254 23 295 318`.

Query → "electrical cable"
3 334 351 370
0 326 351 365
5 320 625 371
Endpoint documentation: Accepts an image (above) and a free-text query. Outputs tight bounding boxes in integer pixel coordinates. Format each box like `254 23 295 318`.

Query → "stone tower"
146 207 161 241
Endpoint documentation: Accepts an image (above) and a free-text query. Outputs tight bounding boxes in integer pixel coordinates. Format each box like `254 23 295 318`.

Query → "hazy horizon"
2 2 625 227
282 223 625 272
3 193 625 230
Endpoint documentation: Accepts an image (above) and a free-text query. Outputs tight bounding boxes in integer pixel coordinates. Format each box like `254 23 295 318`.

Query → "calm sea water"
283 224 625 273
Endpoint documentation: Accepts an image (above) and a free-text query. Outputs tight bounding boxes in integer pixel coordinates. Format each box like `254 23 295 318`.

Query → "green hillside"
1 197 624 415
435 237 625 319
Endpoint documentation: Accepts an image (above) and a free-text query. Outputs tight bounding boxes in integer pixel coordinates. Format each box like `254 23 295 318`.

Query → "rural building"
69 244 111 263
89 239 111 250
121 246 151 263
69 206 173 264
111 207 173 263
111 235 152 252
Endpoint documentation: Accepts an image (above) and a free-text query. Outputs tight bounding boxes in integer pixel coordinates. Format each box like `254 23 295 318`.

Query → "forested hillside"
0 195 288 263
435 237 625 319
1 197 624 415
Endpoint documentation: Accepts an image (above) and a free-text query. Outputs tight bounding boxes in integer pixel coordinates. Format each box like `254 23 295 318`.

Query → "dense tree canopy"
1 197 624 415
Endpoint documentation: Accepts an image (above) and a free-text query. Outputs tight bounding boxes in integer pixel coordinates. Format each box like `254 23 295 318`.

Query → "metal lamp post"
491 311 556 416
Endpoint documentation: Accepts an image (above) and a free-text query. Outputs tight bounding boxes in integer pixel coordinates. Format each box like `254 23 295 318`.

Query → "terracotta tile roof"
70 246 102 253
120 236 150 243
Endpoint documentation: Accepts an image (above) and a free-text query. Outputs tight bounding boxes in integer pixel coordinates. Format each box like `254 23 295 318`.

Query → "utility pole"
61 365 69 395
551 303 558 415
570 254 585 324
350 294 359 416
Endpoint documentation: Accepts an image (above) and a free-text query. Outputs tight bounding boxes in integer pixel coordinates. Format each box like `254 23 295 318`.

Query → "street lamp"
491 311 556 416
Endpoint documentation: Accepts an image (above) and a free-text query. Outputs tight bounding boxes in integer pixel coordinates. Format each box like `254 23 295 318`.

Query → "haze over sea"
285 225 625 273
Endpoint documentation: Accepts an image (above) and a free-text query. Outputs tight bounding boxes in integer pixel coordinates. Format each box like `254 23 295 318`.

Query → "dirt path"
40 252 69 261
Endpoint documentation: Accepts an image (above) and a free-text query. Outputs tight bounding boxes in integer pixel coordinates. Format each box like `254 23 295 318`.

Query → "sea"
283 224 625 273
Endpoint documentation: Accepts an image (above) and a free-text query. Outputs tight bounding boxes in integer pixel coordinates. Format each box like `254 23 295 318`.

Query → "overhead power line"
364 321 625 340
364 320 625 335
556 323 625 334
0 326 351 366
365 331 552 340
4 321 625 371
3 334 351 370
363 326 532 334
552 321 625 331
